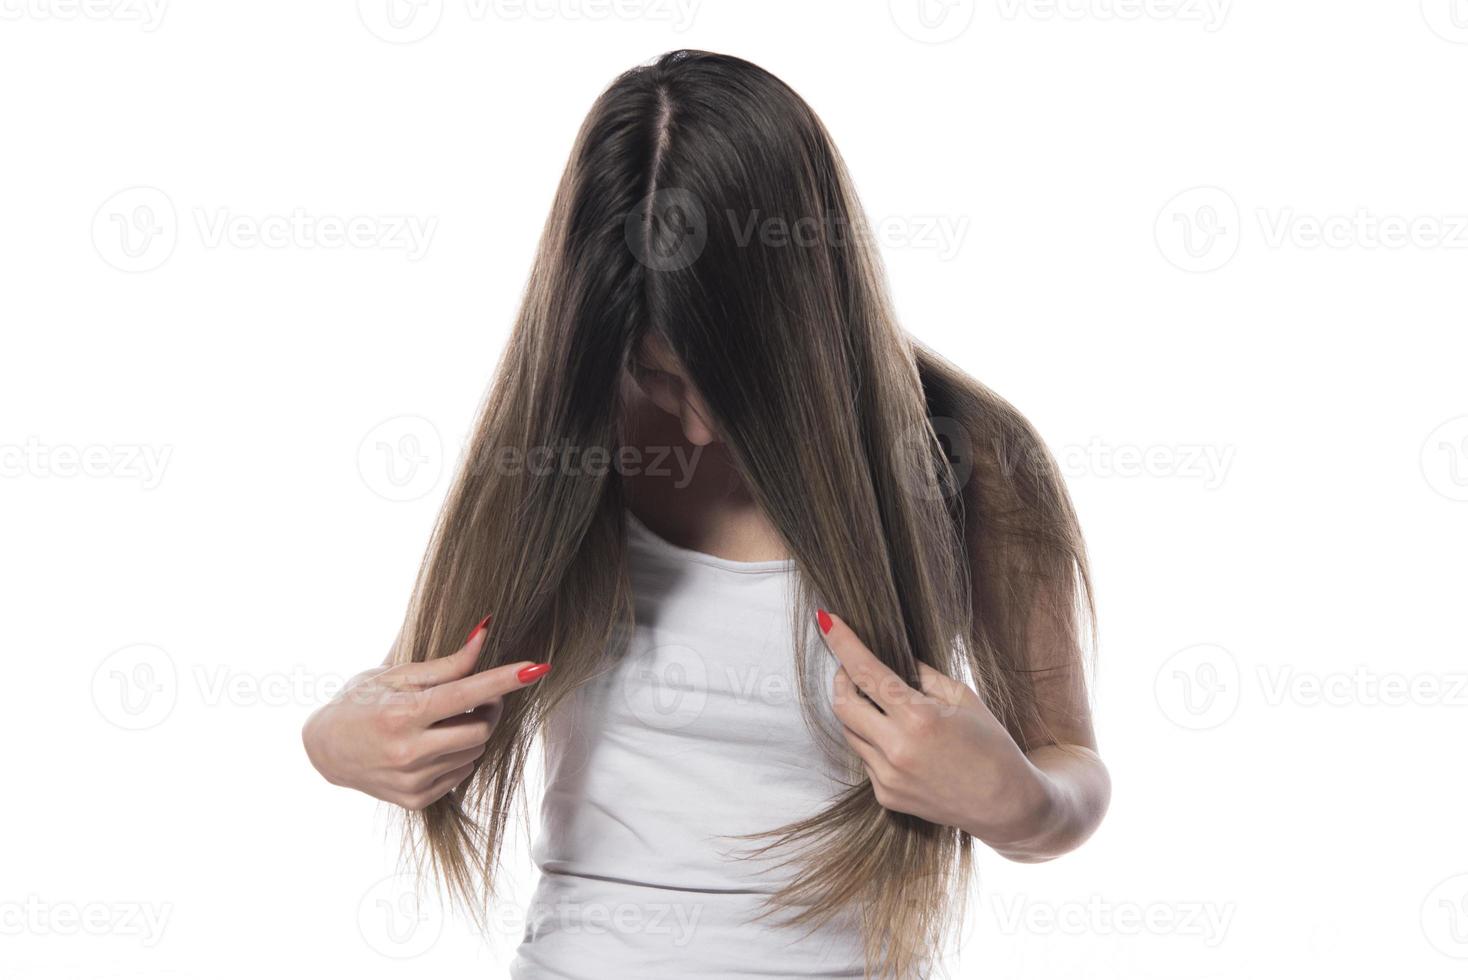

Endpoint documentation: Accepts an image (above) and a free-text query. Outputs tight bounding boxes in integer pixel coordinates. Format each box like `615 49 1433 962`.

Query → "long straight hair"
395 50 1091 978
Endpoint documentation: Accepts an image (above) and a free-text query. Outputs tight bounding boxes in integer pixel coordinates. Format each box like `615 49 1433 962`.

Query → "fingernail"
466 615 491 645
817 609 833 635
517 663 552 684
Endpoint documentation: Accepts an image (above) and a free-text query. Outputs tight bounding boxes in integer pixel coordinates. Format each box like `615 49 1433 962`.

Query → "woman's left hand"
817 609 1057 851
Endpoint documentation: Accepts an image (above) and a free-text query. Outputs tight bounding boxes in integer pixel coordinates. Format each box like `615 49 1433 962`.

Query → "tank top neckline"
624 509 797 576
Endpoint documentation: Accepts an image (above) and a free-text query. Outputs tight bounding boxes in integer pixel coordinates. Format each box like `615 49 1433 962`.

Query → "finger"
422 701 498 749
406 761 477 811
915 661 973 708
415 742 487 782
417 708 497 757
838 723 892 784
439 697 503 729
420 660 552 723
832 667 896 745
390 615 492 688
816 609 916 714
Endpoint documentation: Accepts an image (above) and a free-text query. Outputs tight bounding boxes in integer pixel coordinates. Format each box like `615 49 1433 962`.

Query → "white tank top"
509 512 866 978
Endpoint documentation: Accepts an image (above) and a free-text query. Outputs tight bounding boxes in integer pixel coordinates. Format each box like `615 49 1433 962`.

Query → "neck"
619 384 789 563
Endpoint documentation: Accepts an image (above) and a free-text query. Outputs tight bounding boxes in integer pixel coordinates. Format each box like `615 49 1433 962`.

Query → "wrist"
965 755 1062 858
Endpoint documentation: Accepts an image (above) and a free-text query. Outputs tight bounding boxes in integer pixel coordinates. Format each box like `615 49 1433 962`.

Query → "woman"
303 49 1110 978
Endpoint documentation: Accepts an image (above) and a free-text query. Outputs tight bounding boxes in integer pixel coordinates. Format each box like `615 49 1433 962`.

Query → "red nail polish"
465 615 491 645
817 609 833 635
517 663 552 684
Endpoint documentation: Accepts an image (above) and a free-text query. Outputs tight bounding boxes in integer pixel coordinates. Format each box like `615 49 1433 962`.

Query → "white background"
3 1 1466 977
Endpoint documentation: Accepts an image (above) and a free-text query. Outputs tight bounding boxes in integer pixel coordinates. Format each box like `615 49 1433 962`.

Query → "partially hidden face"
627 334 719 447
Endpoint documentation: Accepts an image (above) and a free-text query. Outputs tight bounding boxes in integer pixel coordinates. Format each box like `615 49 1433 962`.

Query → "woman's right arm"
300 622 551 810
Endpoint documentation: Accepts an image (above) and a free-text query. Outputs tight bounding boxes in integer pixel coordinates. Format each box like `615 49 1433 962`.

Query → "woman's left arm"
818 609 1110 863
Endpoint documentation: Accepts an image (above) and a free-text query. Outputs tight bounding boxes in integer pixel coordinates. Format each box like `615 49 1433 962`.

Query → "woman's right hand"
301 618 551 810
